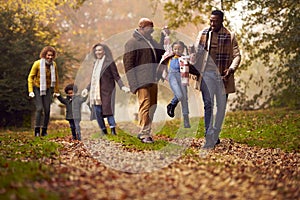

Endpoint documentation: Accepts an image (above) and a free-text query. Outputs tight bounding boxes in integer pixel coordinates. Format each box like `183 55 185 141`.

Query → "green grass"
91 130 170 151
221 108 300 152
0 158 59 200
89 108 299 152
90 119 199 151
0 129 69 200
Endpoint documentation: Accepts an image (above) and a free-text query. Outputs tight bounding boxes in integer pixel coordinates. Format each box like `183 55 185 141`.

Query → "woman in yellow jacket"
28 46 59 136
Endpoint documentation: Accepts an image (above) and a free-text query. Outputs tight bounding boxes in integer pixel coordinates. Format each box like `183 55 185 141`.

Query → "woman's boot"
101 129 108 135
41 127 47 136
111 127 116 135
34 127 40 137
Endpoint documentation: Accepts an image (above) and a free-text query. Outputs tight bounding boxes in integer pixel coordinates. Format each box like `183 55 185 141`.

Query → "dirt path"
45 128 300 200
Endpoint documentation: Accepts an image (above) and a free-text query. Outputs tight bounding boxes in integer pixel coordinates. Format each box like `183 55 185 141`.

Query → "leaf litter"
35 133 300 200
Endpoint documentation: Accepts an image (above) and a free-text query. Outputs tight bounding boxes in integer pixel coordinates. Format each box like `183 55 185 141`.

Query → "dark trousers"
33 87 52 128
67 119 81 139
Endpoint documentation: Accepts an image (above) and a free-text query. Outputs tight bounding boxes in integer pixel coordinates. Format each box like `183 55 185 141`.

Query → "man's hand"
223 68 234 80
29 92 35 98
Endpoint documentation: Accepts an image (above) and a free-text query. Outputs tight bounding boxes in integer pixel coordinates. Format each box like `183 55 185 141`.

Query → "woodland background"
0 1 299 199
0 0 299 127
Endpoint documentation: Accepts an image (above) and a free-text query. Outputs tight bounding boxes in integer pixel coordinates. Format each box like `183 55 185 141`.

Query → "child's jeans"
168 69 189 116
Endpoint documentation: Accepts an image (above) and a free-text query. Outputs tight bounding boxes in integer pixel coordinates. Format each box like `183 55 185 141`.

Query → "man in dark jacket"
123 18 165 143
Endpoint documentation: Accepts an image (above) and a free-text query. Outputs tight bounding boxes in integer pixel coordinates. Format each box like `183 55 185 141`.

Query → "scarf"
40 58 56 96
198 26 232 75
90 56 105 106
179 56 190 86
165 54 190 86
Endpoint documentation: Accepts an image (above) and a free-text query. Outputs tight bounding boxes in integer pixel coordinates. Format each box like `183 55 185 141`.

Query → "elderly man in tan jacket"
193 10 241 149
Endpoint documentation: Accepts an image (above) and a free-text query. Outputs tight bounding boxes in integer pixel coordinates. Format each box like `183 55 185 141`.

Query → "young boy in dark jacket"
56 84 88 140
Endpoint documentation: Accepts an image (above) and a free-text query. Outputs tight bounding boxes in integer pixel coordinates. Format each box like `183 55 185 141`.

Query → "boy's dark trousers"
68 119 77 139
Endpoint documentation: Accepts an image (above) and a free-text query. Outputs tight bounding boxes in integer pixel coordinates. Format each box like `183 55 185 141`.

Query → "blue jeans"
94 105 116 130
170 96 179 106
168 70 189 115
201 71 227 141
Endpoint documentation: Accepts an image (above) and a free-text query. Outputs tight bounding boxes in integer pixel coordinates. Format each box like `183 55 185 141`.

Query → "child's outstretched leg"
167 96 179 118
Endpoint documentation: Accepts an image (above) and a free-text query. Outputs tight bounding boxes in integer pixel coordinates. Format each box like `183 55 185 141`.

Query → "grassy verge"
97 107 299 152
91 118 199 151
0 128 69 200
221 108 299 152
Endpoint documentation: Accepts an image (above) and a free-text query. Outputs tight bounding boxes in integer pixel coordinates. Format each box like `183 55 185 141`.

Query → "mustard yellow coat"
27 60 59 93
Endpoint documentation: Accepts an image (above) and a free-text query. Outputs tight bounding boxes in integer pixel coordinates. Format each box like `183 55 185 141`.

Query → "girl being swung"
158 41 199 128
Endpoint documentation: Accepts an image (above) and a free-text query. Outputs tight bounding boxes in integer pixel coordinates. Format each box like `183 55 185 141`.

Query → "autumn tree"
0 1 84 127
0 6 56 126
158 0 300 109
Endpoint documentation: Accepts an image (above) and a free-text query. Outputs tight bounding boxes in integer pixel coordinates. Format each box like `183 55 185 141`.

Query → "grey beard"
45 60 53 65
